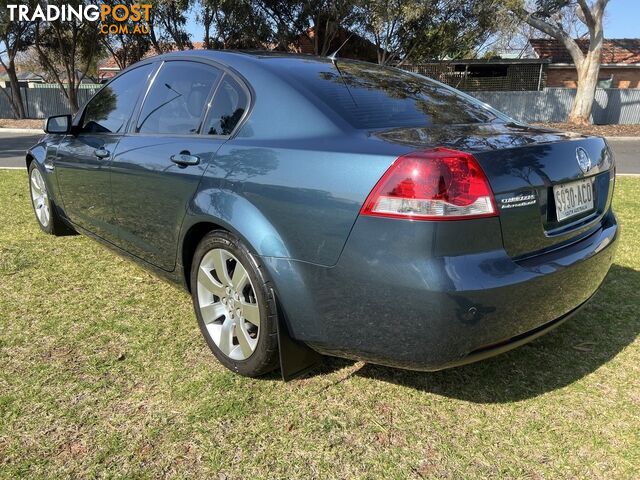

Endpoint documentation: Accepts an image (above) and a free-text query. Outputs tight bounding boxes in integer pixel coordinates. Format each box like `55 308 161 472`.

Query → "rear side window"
202 76 248 136
136 61 221 135
81 63 153 134
285 60 505 129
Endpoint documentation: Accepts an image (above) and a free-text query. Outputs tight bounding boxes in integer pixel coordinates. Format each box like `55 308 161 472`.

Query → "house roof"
98 56 120 70
292 27 379 62
530 38 640 64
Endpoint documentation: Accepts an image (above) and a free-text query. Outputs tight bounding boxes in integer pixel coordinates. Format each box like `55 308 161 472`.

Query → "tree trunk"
514 0 609 126
375 34 383 64
203 7 212 49
148 11 164 54
5 59 26 119
568 51 601 125
68 84 79 114
312 17 319 55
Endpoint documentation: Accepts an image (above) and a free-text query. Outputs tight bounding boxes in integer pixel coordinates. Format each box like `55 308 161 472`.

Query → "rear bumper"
435 293 590 370
264 209 618 371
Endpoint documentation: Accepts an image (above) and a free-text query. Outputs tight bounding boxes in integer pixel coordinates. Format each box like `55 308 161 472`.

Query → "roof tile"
530 38 640 64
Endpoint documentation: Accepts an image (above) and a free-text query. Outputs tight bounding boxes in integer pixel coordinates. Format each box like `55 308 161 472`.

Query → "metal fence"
0 86 100 119
402 62 547 92
472 88 640 124
1 84 640 124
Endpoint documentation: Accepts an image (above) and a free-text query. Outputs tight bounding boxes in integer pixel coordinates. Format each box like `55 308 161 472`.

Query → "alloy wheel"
30 168 50 228
196 248 261 360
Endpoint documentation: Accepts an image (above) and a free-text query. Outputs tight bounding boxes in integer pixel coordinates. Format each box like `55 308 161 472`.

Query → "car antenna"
328 33 353 65
327 33 358 107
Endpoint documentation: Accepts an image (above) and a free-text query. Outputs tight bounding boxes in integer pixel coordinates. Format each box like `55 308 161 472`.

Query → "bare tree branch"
521 10 585 65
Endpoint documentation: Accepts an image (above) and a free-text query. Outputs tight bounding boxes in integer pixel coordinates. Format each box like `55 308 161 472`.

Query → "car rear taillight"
360 148 497 220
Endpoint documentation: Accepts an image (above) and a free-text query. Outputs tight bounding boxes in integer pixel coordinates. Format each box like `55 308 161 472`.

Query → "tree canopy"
129 0 505 63
1 0 610 123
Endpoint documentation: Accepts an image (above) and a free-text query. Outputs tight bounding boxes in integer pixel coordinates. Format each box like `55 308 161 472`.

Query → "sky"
185 0 640 43
603 0 640 38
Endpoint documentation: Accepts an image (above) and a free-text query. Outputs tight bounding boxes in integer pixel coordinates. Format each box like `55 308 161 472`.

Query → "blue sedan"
26 51 618 378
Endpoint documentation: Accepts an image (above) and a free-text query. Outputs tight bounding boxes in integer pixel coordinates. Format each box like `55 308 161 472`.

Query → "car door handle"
170 151 200 166
94 148 110 159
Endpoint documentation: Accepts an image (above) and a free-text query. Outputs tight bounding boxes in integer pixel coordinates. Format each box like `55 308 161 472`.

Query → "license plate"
553 178 594 222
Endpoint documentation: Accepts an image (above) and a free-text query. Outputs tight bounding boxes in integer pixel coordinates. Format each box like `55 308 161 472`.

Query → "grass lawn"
0 170 638 479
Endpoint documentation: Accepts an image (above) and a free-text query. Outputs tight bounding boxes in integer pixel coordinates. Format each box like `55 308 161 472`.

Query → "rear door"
55 63 154 241
109 60 249 271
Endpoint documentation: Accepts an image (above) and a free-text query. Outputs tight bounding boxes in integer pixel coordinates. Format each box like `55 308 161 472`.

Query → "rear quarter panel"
187 134 407 266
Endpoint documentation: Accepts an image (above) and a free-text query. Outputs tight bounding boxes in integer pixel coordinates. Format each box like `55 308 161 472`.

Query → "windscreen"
285 60 507 129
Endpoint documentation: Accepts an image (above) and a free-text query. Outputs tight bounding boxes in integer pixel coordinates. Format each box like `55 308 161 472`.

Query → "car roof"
142 49 372 72
141 50 390 95
150 49 332 62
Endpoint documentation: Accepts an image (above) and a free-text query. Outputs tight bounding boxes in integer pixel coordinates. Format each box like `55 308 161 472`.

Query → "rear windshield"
285 60 506 129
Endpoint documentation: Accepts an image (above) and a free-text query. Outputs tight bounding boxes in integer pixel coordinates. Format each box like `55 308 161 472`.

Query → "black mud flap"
272 288 323 381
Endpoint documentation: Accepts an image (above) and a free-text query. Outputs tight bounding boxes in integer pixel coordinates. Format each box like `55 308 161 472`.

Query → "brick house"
291 27 379 62
97 55 120 81
530 38 640 88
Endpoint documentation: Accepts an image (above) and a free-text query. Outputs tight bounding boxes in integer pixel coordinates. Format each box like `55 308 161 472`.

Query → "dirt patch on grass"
533 122 640 137
0 119 44 130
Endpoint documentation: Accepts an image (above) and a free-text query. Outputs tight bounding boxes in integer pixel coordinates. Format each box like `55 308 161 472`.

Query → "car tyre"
28 162 75 236
191 230 279 377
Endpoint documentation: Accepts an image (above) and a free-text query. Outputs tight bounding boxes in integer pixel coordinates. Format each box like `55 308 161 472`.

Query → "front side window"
136 61 221 135
81 64 153 134
202 76 248 136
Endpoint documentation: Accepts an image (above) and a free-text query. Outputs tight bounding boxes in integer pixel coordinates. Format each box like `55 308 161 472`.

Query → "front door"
55 63 154 242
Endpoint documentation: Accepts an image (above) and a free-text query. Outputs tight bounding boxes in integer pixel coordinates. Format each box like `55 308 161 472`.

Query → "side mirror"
44 114 72 134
